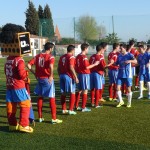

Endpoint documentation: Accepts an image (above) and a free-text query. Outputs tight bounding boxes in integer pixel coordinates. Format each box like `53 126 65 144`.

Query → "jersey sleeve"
83 57 89 69
69 56 75 66
49 56 55 65
28 57 35 65
130 53 135 60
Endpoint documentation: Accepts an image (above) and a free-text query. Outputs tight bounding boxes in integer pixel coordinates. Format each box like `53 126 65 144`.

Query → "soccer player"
89 42 108 108
128 40 140 88
75 43 99 112
116 44 137 108
107 43 120 101
27 42 62 124
58 45 79 115
5 56 33 133
137 45 147 99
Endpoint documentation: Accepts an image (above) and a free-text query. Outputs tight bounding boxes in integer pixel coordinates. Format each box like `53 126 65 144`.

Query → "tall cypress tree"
38 5 44 19
25 0 39 35
43 4 54 39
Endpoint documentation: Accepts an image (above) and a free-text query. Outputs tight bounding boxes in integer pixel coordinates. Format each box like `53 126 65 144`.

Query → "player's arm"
18 59 28 80
86 61 99 69
125 57 137 64
69 57 79 83
49 63 54 83
49 57 55 83
27 58 36 76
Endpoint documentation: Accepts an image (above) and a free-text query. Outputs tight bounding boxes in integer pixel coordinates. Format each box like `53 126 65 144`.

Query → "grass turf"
0 57 150 150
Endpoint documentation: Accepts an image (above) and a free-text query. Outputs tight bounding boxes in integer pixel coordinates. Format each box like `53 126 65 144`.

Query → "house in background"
30 34 48 56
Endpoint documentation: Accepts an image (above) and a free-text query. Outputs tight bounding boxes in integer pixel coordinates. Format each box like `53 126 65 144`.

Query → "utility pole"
112 15 115 34
74 17 76 46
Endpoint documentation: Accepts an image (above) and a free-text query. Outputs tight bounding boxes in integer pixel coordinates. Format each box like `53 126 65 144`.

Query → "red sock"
91 89 95 104
95 89 99 106
82 94 87 109
49 98 56 120
99 89 102 100
7 113 17 126
37 97 43 118
135 76 139 86
61 95 66 110
69 93 75 111
75 92 80 108
20 107 30 127
113 84 117 99
109 85 113 99
102 84 104 95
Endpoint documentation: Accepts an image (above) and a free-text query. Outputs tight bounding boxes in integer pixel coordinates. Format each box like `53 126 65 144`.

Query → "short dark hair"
81 43 89 51
96 42 107 52
44 42 54 51
138 44 144 49
67 45 75 52
129 40 135 46
120 43 127 49
113 43 120 50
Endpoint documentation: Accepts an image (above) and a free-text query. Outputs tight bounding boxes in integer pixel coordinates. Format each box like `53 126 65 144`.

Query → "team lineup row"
4 40 150 133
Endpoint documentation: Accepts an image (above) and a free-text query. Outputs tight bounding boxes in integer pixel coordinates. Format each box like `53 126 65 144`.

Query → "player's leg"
138 74 144 99
68 76 76 115
126 78 133 108
60 74 67 113
116 78 124 107
37 96 44 122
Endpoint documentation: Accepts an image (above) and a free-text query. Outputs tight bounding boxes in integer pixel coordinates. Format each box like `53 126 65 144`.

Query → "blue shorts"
6 88 30 102
139 74 146 81
117 78 132 87
108 69 118 84
60 74 75 93
90 72 103 90
77 74 90 90
34 78 55 98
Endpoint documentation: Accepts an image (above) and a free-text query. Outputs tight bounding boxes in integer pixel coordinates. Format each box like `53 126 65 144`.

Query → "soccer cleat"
51 119 63 124
143 87 147 91
138 96 143 99
148 95 150 100
68 110 77 115
126 103 131 108
116 102 124 108
82 107 91 112
9 124 19 131
113 98 118 102
91 104 95 107
18 125 33 133
95 105 103 108
62 110 69 114
76 107 82 111
100 98 106 102
109 98 113 101
39 118 44 123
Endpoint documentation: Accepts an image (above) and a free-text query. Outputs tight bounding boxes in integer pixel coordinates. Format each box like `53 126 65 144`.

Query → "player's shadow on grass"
0 126 9 133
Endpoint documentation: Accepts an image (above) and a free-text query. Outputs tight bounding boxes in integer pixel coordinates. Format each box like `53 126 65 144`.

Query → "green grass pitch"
0 56 150 150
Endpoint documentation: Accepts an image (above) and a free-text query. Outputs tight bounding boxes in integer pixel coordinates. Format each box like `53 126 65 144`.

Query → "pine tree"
38 5 44 19
25 0 39 35
43 4 54 39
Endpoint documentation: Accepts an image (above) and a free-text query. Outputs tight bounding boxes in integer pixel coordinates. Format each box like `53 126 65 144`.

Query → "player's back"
5 56 26 89
34 53 54 78
108 51 119 70
58 53 75 78
75 53 90 74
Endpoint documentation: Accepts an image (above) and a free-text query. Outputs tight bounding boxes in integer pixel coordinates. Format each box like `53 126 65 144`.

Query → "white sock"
128 92 132 105
117 91 123 103
147 82 150 95
139 81 143 97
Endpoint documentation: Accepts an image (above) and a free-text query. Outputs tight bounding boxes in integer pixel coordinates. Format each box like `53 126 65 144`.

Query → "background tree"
42 4 54 39
38 5 44 19
25 0 39 35
75 15 98 42
105 33 120 44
